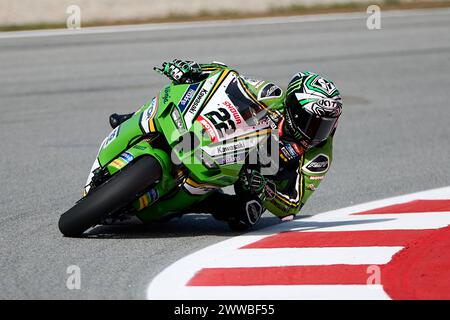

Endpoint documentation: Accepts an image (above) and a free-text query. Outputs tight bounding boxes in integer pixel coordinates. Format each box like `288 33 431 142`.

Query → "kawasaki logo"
216 141 246 153
188 89 207 115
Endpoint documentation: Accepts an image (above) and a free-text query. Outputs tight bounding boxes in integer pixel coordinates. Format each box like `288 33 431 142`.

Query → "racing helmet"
284 72 342 147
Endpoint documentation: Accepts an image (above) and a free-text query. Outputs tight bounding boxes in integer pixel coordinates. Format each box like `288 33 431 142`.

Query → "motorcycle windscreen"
198 75 274 167
196 75 270 144
224 78 267 126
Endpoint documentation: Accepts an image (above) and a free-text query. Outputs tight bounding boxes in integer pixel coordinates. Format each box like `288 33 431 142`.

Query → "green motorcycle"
58 68 276 237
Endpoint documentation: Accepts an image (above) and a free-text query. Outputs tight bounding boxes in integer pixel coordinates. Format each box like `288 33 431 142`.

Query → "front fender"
98 115 144 168
106 140 174 191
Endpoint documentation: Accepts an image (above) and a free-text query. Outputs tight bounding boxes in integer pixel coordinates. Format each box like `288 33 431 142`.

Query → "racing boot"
226 196 264 231
109 113 134 129
190 190 264 231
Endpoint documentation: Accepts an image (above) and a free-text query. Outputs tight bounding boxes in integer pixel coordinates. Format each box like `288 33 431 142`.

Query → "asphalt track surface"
1 9 450 299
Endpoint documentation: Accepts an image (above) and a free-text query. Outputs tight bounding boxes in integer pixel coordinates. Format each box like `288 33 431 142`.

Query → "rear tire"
58 156 161 237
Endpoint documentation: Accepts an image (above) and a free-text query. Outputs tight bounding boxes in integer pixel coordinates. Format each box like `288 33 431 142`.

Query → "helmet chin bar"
283 111 313 149
285 96 338 148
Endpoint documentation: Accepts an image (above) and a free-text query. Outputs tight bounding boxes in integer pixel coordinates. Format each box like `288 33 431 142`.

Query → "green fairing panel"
97 109 146 168
136 188 209 222
158 70 246 187
239 76 286 112
100 68 257 222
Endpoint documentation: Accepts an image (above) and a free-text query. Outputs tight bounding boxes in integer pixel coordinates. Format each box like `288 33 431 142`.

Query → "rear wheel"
58 156 162 237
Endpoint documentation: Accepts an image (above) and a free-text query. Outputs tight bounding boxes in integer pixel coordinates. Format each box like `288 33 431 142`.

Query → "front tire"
58 156 161 237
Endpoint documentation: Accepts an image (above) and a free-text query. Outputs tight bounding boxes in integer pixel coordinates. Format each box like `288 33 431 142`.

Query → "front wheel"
58 156 162 237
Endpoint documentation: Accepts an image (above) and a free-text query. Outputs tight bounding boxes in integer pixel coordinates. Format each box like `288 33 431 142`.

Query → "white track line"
287 212 450 232
146 186 450 300
162 285 390 300
193 247 402 267
1 8 450 40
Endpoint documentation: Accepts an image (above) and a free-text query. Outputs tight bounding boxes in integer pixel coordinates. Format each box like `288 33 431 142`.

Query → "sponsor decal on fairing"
140 97 158 133
137 188 159 210
214 151 247 165
241 75 264 88
184 73 220 127
101 126 120 149
161 86 170 104
302 154 330 174
258 83 283 101
178 83 199 112
201 132 267 158
119 151 134 163
222 100 243 125
197 115 219 143
183 178 221 195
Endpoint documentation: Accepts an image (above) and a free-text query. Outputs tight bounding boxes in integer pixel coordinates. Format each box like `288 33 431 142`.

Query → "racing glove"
154 59 202 84
239 169 277 201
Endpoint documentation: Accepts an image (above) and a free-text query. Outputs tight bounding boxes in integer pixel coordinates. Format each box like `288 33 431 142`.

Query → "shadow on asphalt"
84 214 283 239
250 218 395 235
83 213 394 239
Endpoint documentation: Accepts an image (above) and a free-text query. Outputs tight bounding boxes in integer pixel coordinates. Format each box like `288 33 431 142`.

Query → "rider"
109 59 343 230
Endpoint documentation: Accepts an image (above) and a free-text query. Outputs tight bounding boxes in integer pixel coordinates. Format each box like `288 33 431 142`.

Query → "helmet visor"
289 107 337 143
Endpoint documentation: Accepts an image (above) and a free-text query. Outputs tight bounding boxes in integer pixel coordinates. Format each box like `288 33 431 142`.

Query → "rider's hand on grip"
154 59 201 84
239 169 267 195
